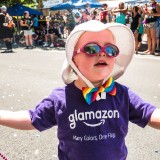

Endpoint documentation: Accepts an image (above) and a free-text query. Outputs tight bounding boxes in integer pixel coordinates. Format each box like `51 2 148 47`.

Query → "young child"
0 20 160 160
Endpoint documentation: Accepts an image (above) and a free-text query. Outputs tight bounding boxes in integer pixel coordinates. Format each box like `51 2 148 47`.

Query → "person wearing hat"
0 20 160 160
0 6 14 53
20 11 33 49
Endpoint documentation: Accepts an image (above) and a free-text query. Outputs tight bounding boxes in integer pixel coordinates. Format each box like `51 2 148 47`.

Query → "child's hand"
148 109 160 130
0 110 35 130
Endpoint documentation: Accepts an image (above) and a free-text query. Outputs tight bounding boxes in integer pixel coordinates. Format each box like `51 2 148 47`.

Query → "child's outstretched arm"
148 109 160 130
0 110 35 130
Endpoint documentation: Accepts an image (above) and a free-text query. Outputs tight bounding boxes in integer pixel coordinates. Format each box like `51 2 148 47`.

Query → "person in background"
112 2 128 25
32 31 39 46
99 3 109 24
80 9 91 23
91 9 98 20
155 17 160 51
33 14 38 33
20 11 33 49
0 6 14 53
55 23 62 39
144 1 160 54
85 3 91 15
137 6 145 51
131 6 141 54
59 15 65 38
66 9 75 35
38 15 46 28
7 14 16 46
73 10 82 26
142 0 160 55
43 23 55 47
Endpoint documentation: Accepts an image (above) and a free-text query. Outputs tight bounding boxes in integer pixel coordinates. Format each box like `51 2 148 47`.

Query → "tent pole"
17 16 20 46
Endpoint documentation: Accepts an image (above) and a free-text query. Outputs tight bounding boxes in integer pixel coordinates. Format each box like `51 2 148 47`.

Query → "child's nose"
98 51 106 57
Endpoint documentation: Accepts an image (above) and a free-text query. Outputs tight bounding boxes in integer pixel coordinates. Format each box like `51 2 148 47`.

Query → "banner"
43 0 63 8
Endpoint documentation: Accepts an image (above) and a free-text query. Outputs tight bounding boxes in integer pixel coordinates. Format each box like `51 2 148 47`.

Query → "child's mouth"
95 62 107 66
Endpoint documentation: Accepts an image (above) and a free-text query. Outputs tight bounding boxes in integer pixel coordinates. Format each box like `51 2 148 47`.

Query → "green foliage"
37 0 43 9
0 0 35 7
0 0 43 10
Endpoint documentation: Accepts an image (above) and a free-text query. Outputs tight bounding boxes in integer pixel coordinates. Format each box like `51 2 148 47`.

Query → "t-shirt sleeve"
28 94 57 132
128 88 156 128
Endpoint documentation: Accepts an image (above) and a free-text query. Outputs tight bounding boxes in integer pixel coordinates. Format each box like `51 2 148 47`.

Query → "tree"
0 0 43 11
0 0 35 7
37 0 43 9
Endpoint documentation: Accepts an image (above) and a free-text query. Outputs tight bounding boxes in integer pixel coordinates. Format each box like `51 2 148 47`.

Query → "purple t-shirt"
29 82 156 160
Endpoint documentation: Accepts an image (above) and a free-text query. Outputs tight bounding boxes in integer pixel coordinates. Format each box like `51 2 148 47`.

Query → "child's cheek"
108 57 115 67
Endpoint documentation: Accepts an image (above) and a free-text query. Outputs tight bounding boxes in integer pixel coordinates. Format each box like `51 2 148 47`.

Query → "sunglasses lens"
105 45 119 57
84 43 100 55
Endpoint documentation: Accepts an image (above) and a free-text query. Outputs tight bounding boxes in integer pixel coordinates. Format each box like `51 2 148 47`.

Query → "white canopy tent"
100 1 122 8
43 0 63 8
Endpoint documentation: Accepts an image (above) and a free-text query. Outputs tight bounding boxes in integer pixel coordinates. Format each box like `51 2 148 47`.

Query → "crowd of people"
1 1 160 160
0 0 160 55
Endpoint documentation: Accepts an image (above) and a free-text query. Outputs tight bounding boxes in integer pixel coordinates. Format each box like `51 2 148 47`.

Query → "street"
0 47 160 160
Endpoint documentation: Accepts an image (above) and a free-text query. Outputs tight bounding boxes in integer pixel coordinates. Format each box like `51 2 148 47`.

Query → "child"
0 20 160 160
